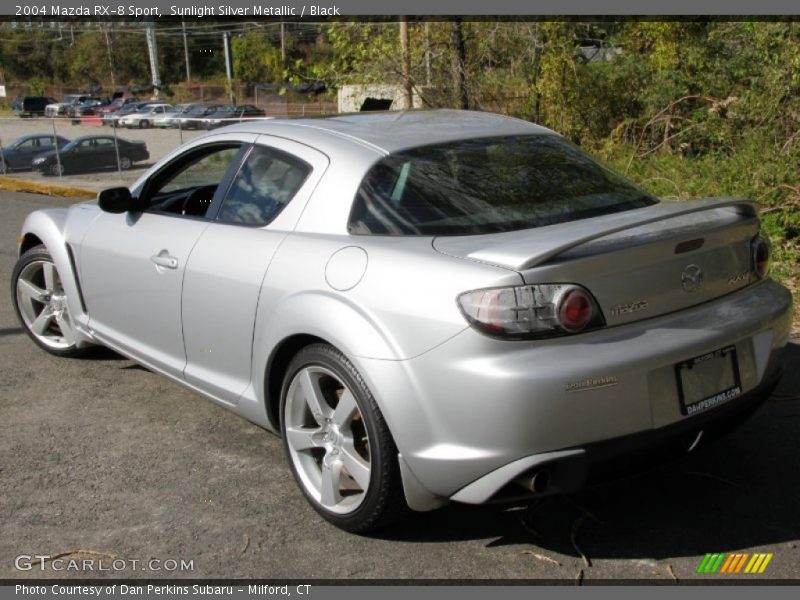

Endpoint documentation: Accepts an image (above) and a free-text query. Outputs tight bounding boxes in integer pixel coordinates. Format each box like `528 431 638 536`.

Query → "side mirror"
97 187 137 213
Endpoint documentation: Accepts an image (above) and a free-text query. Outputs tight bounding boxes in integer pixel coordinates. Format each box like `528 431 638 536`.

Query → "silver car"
11 110 792 532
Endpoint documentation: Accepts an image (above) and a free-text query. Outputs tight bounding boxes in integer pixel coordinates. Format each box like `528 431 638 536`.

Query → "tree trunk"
450 20 468 110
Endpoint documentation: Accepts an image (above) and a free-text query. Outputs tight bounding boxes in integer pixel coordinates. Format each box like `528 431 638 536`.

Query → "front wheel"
11 245 84 357
139 120 150 129
280 344 407 532
48 162 64 176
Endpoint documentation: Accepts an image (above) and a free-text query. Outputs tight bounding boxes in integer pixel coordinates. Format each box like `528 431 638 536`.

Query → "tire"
48 162 64 176
11 245 85 357
0 160 7 175
280 343 408 533
119 156 132 170
139 119 150 129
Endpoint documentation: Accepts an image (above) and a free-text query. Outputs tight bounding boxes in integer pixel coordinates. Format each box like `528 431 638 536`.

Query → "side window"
16 139 36 150
94 138 114 148
146 145 242 218
38 137 54 148
217 146 310 227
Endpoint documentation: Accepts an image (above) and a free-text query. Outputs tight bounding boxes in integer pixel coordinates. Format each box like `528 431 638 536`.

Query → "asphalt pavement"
1 191 798 582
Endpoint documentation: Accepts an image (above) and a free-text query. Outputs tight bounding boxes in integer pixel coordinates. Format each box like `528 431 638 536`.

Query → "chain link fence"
0 102 335 192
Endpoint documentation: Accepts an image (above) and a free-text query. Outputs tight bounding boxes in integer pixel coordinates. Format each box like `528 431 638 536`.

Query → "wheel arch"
264 333 328 431
17 209 93 347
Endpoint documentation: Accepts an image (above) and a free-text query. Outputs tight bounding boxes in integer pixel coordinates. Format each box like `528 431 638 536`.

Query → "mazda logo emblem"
681 264 704 292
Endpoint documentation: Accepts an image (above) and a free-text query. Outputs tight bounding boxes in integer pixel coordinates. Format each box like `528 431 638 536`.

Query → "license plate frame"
675 345 742 416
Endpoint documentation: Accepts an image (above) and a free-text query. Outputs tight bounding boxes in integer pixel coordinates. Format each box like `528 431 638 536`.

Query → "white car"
118 104 174 129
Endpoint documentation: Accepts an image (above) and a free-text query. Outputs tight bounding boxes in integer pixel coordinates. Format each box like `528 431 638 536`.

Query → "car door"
8 138 37 168
91 137 116 169
181 136 329 404
78 135 256 378
68 139 96 171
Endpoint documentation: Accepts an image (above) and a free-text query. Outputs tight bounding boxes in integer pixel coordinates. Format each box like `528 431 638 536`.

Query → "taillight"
753 235 770 279
557 287 595 332
457 284 604 339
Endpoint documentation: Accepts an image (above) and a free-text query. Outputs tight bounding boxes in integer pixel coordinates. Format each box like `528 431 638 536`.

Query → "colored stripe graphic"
711 553 726 573
734 553 749 573
699 552 773 574
697 554 712 573
758 554 773 573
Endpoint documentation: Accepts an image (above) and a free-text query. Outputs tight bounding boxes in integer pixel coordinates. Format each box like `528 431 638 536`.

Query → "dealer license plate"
676 346 742 416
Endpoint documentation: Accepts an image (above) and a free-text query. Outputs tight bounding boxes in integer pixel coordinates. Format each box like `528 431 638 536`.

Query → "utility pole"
280 22 286 64
400 17 412 109
103 25 116 89
145 25 161 99
424 22 432 87
223 32 234 104
182 19 191 82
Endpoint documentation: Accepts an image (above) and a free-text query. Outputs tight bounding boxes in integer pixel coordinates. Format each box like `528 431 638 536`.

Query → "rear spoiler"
435 197 758 271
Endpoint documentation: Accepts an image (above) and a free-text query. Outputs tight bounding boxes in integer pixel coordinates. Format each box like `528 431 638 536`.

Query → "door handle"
150 252 178 269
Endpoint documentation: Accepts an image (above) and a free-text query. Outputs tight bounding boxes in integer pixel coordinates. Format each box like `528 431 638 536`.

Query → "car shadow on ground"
376 342 800 560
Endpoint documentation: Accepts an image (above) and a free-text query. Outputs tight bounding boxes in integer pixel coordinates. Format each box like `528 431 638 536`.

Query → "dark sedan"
32 135 149 176
178 104 222 129
203 104 267 129
0 134 70 174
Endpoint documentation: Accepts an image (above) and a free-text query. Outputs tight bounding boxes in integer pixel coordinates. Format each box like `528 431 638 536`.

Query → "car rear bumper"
450 362 782 504
356 279 793 505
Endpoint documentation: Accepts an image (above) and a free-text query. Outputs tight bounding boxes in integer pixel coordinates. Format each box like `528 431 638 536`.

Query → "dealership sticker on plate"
676 346 742 416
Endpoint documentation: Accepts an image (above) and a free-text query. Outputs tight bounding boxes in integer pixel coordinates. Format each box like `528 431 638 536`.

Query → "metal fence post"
178 119 183 145
111 123 123 180
51 119 63 179
0 126 7 175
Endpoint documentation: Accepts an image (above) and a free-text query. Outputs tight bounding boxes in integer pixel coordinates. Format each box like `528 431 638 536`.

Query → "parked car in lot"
11 110 792 533
31 135 149 175
117 104 175 129
95 97 140 120
102 101 155 127
203 104 267 129
45 95 90 117
178 104 222 129
69 98 111 119
0 134 70 174
12 96 57 117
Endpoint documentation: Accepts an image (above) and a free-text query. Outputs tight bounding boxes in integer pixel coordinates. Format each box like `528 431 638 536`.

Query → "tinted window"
218 146 310 227
349 135 657 236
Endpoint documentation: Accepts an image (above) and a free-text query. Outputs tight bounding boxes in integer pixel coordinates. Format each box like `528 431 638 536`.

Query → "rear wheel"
119 156 132 170
280 343 407 532
11 245 84 357
0 160 7 175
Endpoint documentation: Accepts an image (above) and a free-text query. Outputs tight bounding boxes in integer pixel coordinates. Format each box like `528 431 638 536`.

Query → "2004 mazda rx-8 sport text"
11 110 792 532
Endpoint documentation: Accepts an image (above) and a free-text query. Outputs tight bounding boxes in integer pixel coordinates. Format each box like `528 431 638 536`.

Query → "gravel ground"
1 191 799 582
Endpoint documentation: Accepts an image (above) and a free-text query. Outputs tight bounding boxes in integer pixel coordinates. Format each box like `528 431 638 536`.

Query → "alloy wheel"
15 259 77 351
284 365 372 515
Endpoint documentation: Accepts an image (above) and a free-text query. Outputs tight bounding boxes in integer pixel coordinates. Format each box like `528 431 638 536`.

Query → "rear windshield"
348 134 658 236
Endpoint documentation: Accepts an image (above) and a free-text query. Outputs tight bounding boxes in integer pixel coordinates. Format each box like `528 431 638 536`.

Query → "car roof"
215 109 553 155
71 135 115 142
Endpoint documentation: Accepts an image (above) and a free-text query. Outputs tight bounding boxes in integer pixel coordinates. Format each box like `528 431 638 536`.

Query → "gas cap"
325 246 368 291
